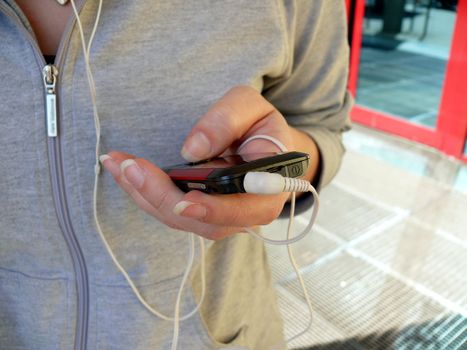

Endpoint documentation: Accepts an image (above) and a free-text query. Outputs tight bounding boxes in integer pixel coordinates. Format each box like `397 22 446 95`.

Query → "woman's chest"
2 0 288 166
60 0 287 161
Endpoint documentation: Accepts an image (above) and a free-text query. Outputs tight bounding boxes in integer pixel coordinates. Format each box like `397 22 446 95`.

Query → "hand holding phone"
101 86 319 240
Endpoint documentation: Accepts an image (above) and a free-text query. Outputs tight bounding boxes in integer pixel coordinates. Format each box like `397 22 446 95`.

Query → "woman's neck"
15 0 73 56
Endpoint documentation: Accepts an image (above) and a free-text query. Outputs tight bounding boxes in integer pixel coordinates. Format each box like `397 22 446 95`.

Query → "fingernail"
99 154 120 177
120 159 145 189
173 201 207 219
181 132 211 161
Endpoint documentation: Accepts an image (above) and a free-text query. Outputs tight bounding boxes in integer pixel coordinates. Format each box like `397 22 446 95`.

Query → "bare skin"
16 0 72 55
16 2 321 240
102 86 321 241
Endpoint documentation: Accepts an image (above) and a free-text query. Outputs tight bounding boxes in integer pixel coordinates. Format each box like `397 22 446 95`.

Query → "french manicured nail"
120 159 145 189
99 154 120 177
173 201 207 219
181 132 211 161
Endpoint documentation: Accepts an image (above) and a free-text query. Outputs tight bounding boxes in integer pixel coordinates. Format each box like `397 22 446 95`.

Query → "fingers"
100 152 247 240
97 85 297 240
174 190 289 227
100 152 177 220
181 86 278 161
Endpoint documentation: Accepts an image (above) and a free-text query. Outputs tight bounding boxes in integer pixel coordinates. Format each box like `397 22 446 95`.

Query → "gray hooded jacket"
0 0 351 349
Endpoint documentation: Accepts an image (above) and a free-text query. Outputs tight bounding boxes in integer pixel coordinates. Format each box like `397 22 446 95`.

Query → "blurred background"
267 1 467 349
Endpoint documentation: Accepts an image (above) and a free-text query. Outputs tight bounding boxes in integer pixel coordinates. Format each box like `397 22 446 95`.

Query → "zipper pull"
43 65 59 137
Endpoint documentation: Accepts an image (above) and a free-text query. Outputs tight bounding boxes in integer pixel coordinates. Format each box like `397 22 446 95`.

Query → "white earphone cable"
71 0 317 347
239 135 317 342
70 1 207 343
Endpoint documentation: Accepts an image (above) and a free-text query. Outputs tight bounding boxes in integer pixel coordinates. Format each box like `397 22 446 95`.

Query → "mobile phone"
163 151 309 194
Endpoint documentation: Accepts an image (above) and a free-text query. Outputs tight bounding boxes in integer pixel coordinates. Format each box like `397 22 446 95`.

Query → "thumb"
180 86 275 161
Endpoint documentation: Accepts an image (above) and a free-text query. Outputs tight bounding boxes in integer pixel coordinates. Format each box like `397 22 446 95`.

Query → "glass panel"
356 0 458 128
455 140 467 191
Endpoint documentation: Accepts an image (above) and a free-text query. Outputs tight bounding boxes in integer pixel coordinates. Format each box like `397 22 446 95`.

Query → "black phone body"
163 152 309 194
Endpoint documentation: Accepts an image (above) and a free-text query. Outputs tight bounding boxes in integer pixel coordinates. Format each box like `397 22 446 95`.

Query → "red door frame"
346 0 467 162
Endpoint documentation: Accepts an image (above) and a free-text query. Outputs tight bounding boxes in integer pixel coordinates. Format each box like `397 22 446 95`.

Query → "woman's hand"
100 86 319 240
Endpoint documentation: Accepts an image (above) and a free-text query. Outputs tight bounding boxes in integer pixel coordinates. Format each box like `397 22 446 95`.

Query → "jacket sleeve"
263 0 353 189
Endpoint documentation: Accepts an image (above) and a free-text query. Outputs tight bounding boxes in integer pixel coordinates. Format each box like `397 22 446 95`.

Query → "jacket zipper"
43 64 90 350
43 65 58 137
1 2 90 349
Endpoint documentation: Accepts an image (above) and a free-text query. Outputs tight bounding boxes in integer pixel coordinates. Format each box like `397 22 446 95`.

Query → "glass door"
347 0 467 161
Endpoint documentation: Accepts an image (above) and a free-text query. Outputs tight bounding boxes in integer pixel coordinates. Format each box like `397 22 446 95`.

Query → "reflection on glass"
454 163 467 193
356 0 457 127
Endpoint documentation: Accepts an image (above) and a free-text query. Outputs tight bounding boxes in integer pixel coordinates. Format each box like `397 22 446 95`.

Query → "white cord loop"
239 134 319 342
